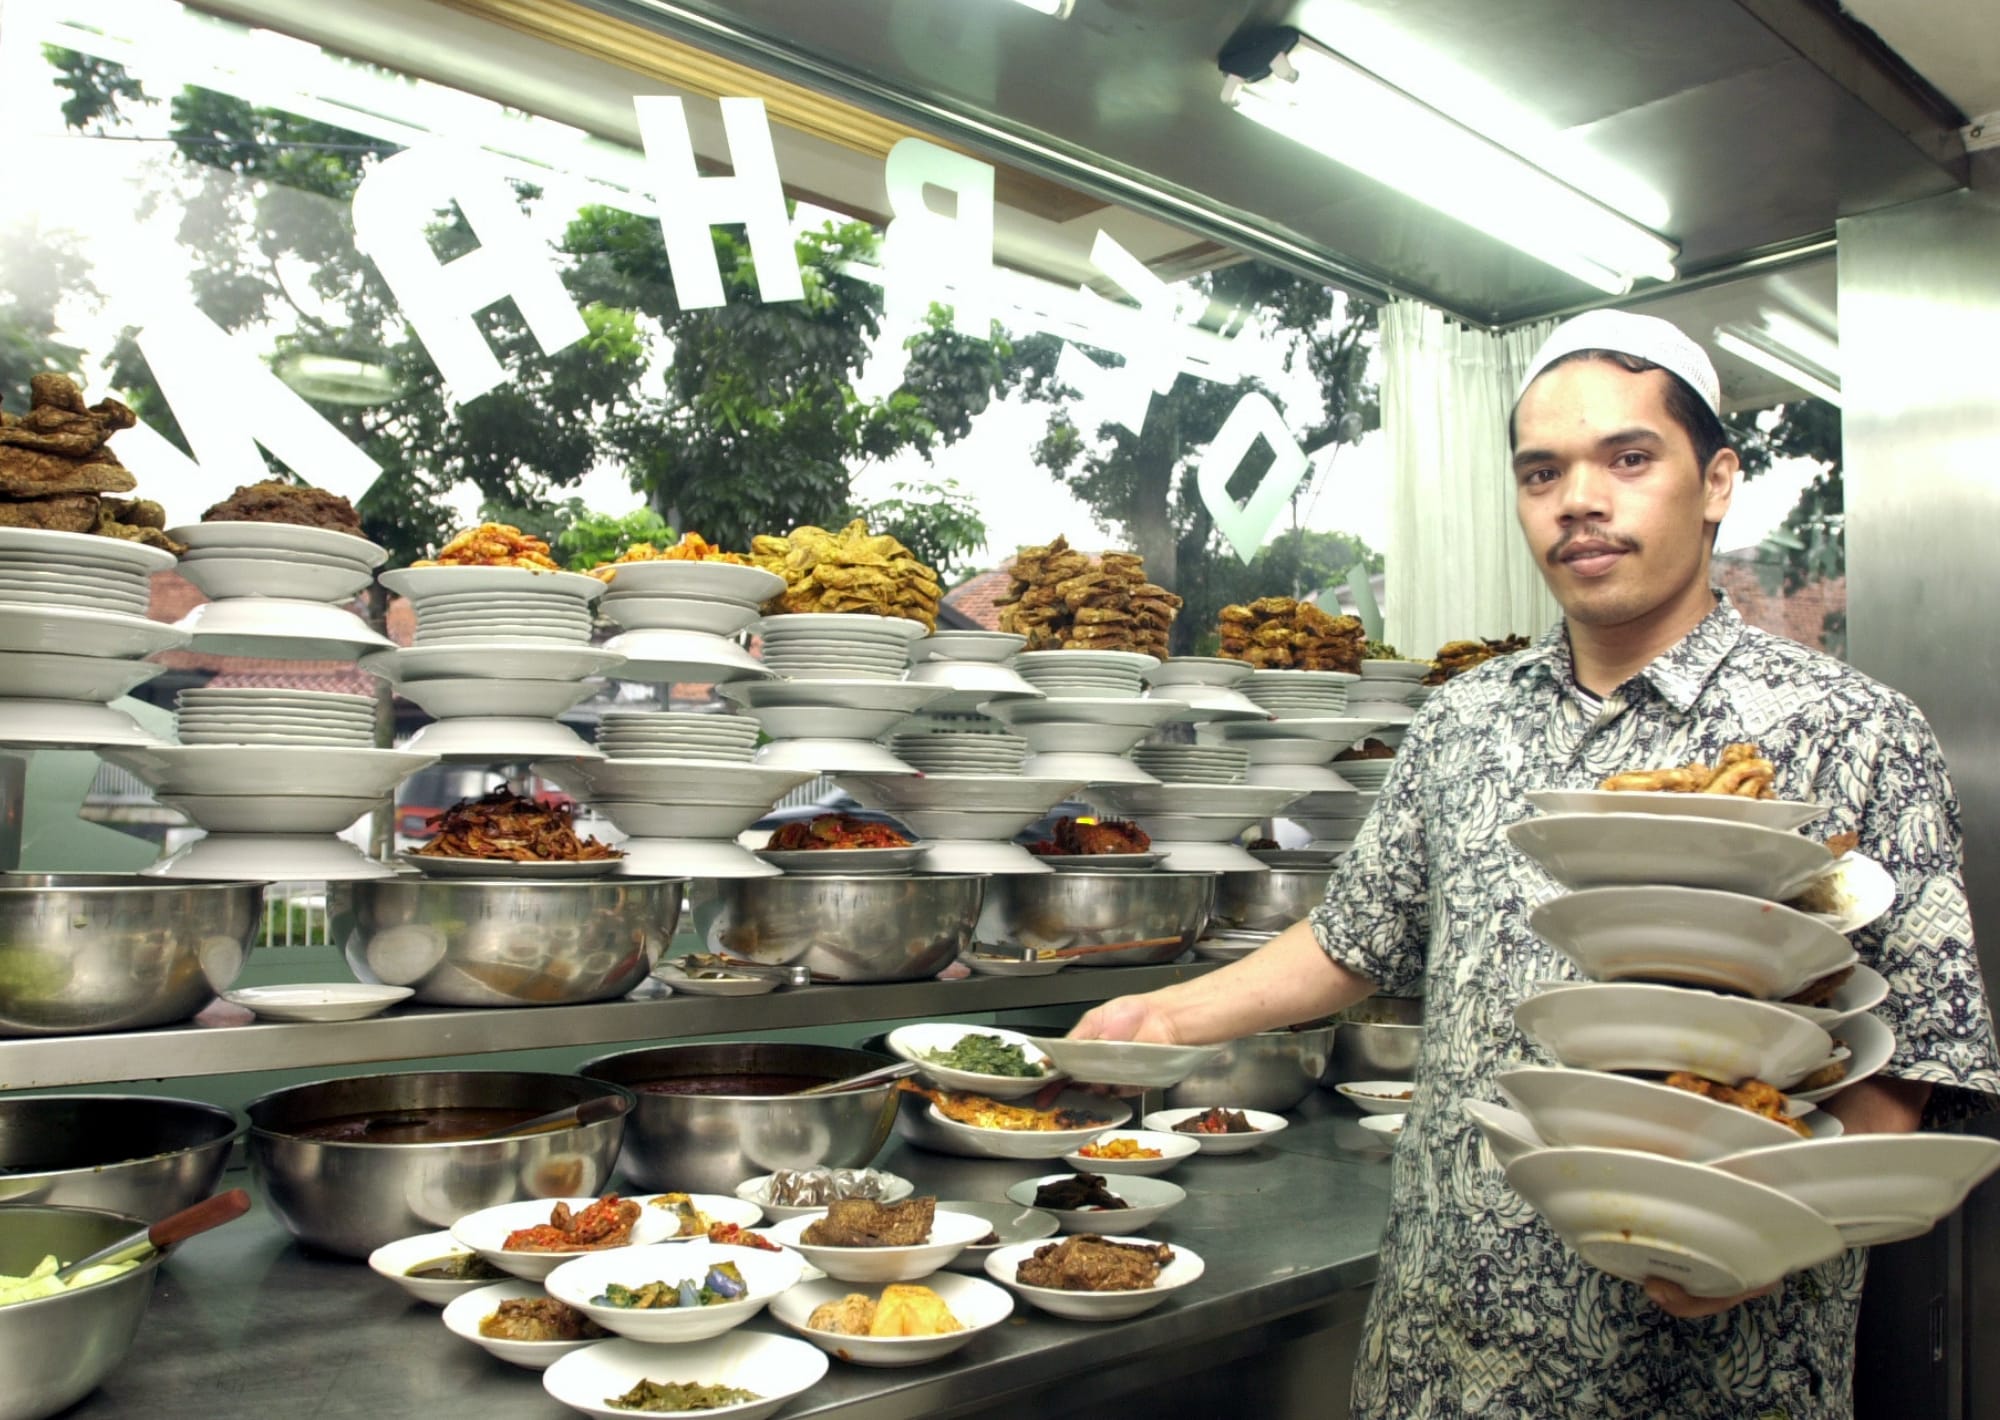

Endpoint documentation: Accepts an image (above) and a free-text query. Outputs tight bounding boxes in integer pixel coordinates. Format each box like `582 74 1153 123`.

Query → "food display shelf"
67 1097 1388 1420
0 963 1219 1090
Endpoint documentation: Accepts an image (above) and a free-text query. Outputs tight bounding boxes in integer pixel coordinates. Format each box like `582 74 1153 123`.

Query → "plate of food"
1790 850 1897 936
899 1082 1130 1159
1004 1171 1186 1235
957 947 1067 977
1334 1082 1415 1116
1357 1113 1405 1141
1031 852 1165 873
222 984 411 1022
540 1332 827 1420
1023 815 1157 869
1790 1013 1895 1104
933 1200 1062 1274
735 1168 914 1224
762 1198 992 1283
1506 812 1847 901
1141 1106 1289 1154
403 788 624 877
653 957 783 997
1530 743 1824 831
451 1195 672 1282
768 1273 1014 1367
886 1023 1061 1099
1775 963 1890 1028
543 1241 806 1345
1024 1036 1222 1089
1514 982 1835 1091
442 1281 608 1370
984 1234 1205 1321
1060 1130 1200 1177
367 1230 508 1306
400 853 621 879
637 1192 765 1240
1497 1066 1822 1158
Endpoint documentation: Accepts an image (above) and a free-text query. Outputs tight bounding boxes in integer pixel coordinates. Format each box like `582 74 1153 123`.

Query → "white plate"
1711 1135 2000 1247
0 698 161 749
178 688 377 711
363 643 624 684
1148 685 1269 722
653 961 780 995
633 1192 766 1239
836 773 1082 815
1139 1107 1288 1154
177 708 376 729
177 729 375 749
1506 813 1840 900
1192 936 1267 961
451 1198 680 1282
614 839 780 879
222 984 411 1022
143 832 397 881
380 566 605 602
170 520 386 567
989 698 1184 729
722 679 946 714
1464 1101 1546 1167
1800 852 1898 936
0 651 162 702
984 1235 1202 1321
755 739 918 776
399 678 597 720
402 717 600 762
1528 885 1856 999
935 1200 1061 1274
105 744 435 798
917 631 1026 663
600 629 774 686
1505 1146 1846 1298
919 840 1052 875
758 612 930 642
610 800 788 840
174 597 393 659
1004 1173 1185 1235
1019 752 1159 786
1236 739 1343 767
414 624 592 646
0 526 178 572
1142 657 1254 688
914 1092 1130 1160
1360 660 1430 680
367 1231 501 1306
0 583 148 615
600 595 761 636
0 604 189 659
1017 722 1157 756
541 1333 826 1420
734 1171 916 1224
906 660 1044 712
1527 789 1827 833
757 846 929 876
399 852 622 879
1025 1037 1222 1089
1358 1114 1406 1140
769 1271 1014 1367
536 758 811 805
160 793 384 835
588 560 784 601
761 1208 993 1283
1145 840 1267 873
1792 1013 1895 1104
1216 717 1382 745
1335 1081 1416 1116
176 556 372 603
414 611 594 634
1014 650 1160 671
545 1240 804 1344
442 1281 602 1371
957 950 1066 977
1514 982 1834 1089
1496 1067 1819 1160
1058 1130 1200 1177
0 553 150 583
1778 963 1891 1028
887 1024 1061 1099
181 543 371 572
1034 852 1164 872
1092 783 1303 820
748 706 918 742
1117 811 1269 845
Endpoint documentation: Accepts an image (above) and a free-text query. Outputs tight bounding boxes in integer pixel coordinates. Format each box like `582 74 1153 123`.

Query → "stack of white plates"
176 688 376 747
915 631 1025 664
1139 657 1266 723
170 521 387 603
533 756 814 879
1129 744 1249 785
1359 659 1430 683
907 632 1040 713
596 712 760 762
0 546 154 616
396 678 597 722
721 678 947 775
1329 755 1396 790
836 772 1085 874
757 613 926 681
987 697 1188 787
889 727 1030 775
379 565 604 648
1242 669 1358 717
594 560 781 637
1011 650 1158 699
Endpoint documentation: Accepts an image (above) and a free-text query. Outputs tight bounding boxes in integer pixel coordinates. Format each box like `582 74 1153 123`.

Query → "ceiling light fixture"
1219 29 1678 295
1005 0 1076 16
1714 325 1843 407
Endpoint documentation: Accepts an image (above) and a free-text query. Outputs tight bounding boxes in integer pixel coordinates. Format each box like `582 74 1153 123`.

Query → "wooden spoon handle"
148 1188 252 1252
1049 936 1184 959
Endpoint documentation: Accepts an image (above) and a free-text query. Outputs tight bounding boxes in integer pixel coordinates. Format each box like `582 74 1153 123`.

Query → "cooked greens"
922 1033 1045 1078
608 1379 761 1412
594 1262 748 1309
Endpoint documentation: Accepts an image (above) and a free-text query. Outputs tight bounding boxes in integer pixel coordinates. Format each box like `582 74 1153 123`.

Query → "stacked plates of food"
756 612 926 681
594 710 760 762
887 1023 1062 1099
895 1081 1129 1160
1088 781 1305 873
835 772 1085 874
1242 668 1358 718
756 813 928 875
1129 742 1249 785
0 528 187 748
722 679 945 775
534 755 814 879
106 743 436 879
887 714 1030 776
400 786 626 879
908 630 1042 712
1139 656 1267 722
1347 658 1425 722
1022 815 1162 875
988 695 1184 787
174 687 377 747
587 535 781 676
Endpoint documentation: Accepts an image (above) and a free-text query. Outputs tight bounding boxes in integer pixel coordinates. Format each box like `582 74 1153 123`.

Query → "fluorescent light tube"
1006 0 1075 15
1221 31 1677 295
1715 326 1842 407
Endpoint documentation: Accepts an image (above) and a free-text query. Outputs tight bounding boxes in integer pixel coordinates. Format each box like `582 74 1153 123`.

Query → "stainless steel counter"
69 1092 1391 1420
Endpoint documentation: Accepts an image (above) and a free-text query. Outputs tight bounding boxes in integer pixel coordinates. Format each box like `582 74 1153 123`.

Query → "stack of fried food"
414 787 622 862
1598 742 1778 800
202 479 363 535
588 530 748 580
0 372 181 551
1216 596 1365 672
750 519 941 630
413 522 562 571
995 535 1179 655
1423 634 1531 685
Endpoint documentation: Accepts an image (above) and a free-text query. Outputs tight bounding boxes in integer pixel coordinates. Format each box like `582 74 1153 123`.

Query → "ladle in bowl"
55 1187 252 1282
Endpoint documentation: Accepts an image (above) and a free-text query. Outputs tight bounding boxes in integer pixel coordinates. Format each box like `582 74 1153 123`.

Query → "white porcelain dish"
1142 657 1254 688
399 677 597 720
836 773 1081 815
540 1333 826 1420
616 839 779 879
173 597 393 659
1014 720 1155 755
1801 852 1897 936
984 1235 1203 1321
722 679 945 714
1358 1114 1406 1141
0 582 147 615
443 1281 600 1371
1139 1107 1288 1154
754 738 917 776
762 1208 992 1283
1036 852 1164 872
598 629 770 685
1463 1100 1545 1167
450 1198 680 1282
633 1192 766 1239
1496 1066 1817 1160
0 650 163 702
1711 1135 2000 1247
887 1023 1061 1099
1792 1012 1895 1104
1506 813 1842 900
587 559 784 602
159 793 384 835
744 705 918 741
1013 650 1160 672
1360 660 1430 680
402 716 599 762
544 1241 804 1345
1778 964 1891 1028
0 604 189 659
0 698 161 749
1004 1173 1185 1235
1527 788 1827 833
990 697 1184 729
364 643 623 683
380 565 605 602
536 758 810 804
920 840 1053 875
176 555 372 602
366 1231 497 1306
399 852 622 880
905 660 1043 713
0 525 178 571
1025 1037 1222 1089
1146 841 1267 873
958 947 1065 975
222 984 411 1022
142 831 399 882
1019 751 1159 786
1235 737 1343 766
733 1171 915 1224
171 520 386 567
756 846 929 876
769 1272 1013 1367
180 544 372 572
1336 1081 1417 1116
936 1201 1060 1274
758 612 929 642
1514 982 1835 1089
1092 782 1303 820
653 960 780 995
1118 811 1271 844
1058 1130 1200 1177
599 593 761 635
178 687 375 710
1216 716 1383 745
917 631 1026 663
915 1093 1131 1160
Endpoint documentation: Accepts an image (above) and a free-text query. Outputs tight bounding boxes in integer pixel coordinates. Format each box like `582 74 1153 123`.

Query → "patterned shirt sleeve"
1840 702 2000 1120
1308 716 1433 996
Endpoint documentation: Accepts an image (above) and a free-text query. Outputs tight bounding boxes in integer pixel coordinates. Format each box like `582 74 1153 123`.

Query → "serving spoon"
797 1060 923 1096
474 1094 628 1141
56 1188 252 1283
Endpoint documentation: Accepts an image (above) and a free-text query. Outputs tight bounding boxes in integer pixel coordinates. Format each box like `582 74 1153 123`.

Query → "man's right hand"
1070 994 1185 1045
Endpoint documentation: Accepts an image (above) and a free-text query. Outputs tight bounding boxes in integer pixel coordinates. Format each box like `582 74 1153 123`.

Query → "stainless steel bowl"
246 1070 632 1257
1325 996 1425 1082
690 875 984 983
976 871 1216 966
1213 868 1334 933
0 874 260 1036
0 1096 241 1216
580 1042 899 1193
332 877 680 1007
1163 1022 1340 1112
0 1205 166 1420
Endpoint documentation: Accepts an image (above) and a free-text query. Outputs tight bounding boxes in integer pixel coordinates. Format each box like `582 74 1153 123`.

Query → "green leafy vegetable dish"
923 1033 1045 1078
594 1262 748 1309
609 1379 762 1412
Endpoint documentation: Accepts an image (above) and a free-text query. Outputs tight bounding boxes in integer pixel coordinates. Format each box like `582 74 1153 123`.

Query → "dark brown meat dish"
478 1297 607 1341
1028 817 1150 856
1016 1235 1172 1291
203 479 364 535
1032 1172 1127 1212
802 1196 936 1248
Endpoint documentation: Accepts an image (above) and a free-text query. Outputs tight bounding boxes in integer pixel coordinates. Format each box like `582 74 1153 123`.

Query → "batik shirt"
1311 596 2000 1420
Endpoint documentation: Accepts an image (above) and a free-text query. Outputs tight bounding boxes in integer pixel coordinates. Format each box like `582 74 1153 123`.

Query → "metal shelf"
0 961 1219 1090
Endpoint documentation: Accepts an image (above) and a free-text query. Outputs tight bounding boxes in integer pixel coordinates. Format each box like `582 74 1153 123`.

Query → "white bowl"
920 840 1056 874
1146 841 1267 873
443 1281 604 1370
381 565 605 602
1711 1135 2000 1247
1496 1066 1816 1160
367 1230 503 1306
143 832 398 881
0 698 161 750
0 604 190 659
1335 1081 1416 1116
171 520 386 567
935 1200 1062 1273
733 1171 915 1225
1004 1172 1185 1234
588 560 784 602
1142 657 1253 688
916 631 1026 664
173 597 394 659
1526 789 1828 833
0 650 163 702
1778 963 1891 1029
769 1271 1013 1366
599 594 762 636
722 679 944 713
1139 1107 1288 1154
0 524 180 572
543 1241 804 1343
1504 1146 1846 1298
915 1093 1131 1160
1359 659 1430 680
990 697 1183 729
541 1333 826 1420
0 581 147 615
758 612 929 642
1018 721 1159 756
762 1207 993 1282
605 801 783 839
403 716 600 762
176 555 372 602
1357 1113 1405 1141
1529 885 1856 999
222 984 411 1022
886 1024 1059 1099
905 660 1044 713
1244 763 1355 793
1025 1037 1222 1089
1793 1012 1895 1104
984 1235 1203 1320
1020 752 1159 786
1506 813 1840 900
1121 811 1269 844
745 704 915 741
1092 783 1303 821
399 678 598 720
1514 983 1834 1089
401 854 621 881
1233 737 1340 766
754 739 917 776
1463 1101 1545 1167
617 839 781 879
364 644 624 684
537 758 809 805
838 773 1082 816
633 1191 767 1239
599 629 772 685
451 1197 680 1281
1216 716 1383 746
108 745 433 799
1058 1130 1200 1177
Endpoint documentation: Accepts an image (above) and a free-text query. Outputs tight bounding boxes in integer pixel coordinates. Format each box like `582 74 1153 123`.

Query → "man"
1074 310 2000 1418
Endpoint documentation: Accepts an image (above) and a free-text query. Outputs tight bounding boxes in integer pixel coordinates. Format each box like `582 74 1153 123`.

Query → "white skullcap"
1517 309 1720 416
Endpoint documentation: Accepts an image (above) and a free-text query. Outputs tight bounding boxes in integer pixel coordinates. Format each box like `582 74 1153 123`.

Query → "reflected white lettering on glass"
881 137 995 340
634 95 804 309
1197 391 1311 564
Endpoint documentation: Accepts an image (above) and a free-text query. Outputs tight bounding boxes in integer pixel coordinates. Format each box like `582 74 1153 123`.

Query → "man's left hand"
1645 1278 1777 1318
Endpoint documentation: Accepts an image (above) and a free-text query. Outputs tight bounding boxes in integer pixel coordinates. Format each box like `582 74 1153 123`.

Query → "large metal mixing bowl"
1214 867 1335 933
690 875 984 983
0 1096 241 1216
0 1205 167 1420
0 875 260 1036
246 1071 633 1257
1164 1022 1340 1112
976 871 1216 966
1325 995 1425 1082
580 1042 899 1193
332 877 679 1007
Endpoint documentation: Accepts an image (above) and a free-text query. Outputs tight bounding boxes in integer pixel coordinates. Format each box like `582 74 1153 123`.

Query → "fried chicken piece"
806 1293 877 1336
765 813 910 851
898 1080 1106 1132
1824 832 1859 859
1016 1235 1172 1292
0 444 134 497
414 522 562 570
1662 1072 1809 1137
1599 765 1715 793
1793 1057 1850 1093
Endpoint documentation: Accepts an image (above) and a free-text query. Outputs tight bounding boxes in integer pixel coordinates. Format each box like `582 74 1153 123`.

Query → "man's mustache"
1548 525 1641 567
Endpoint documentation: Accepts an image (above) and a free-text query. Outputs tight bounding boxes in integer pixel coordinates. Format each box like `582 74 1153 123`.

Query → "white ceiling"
1843 0 2000 118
